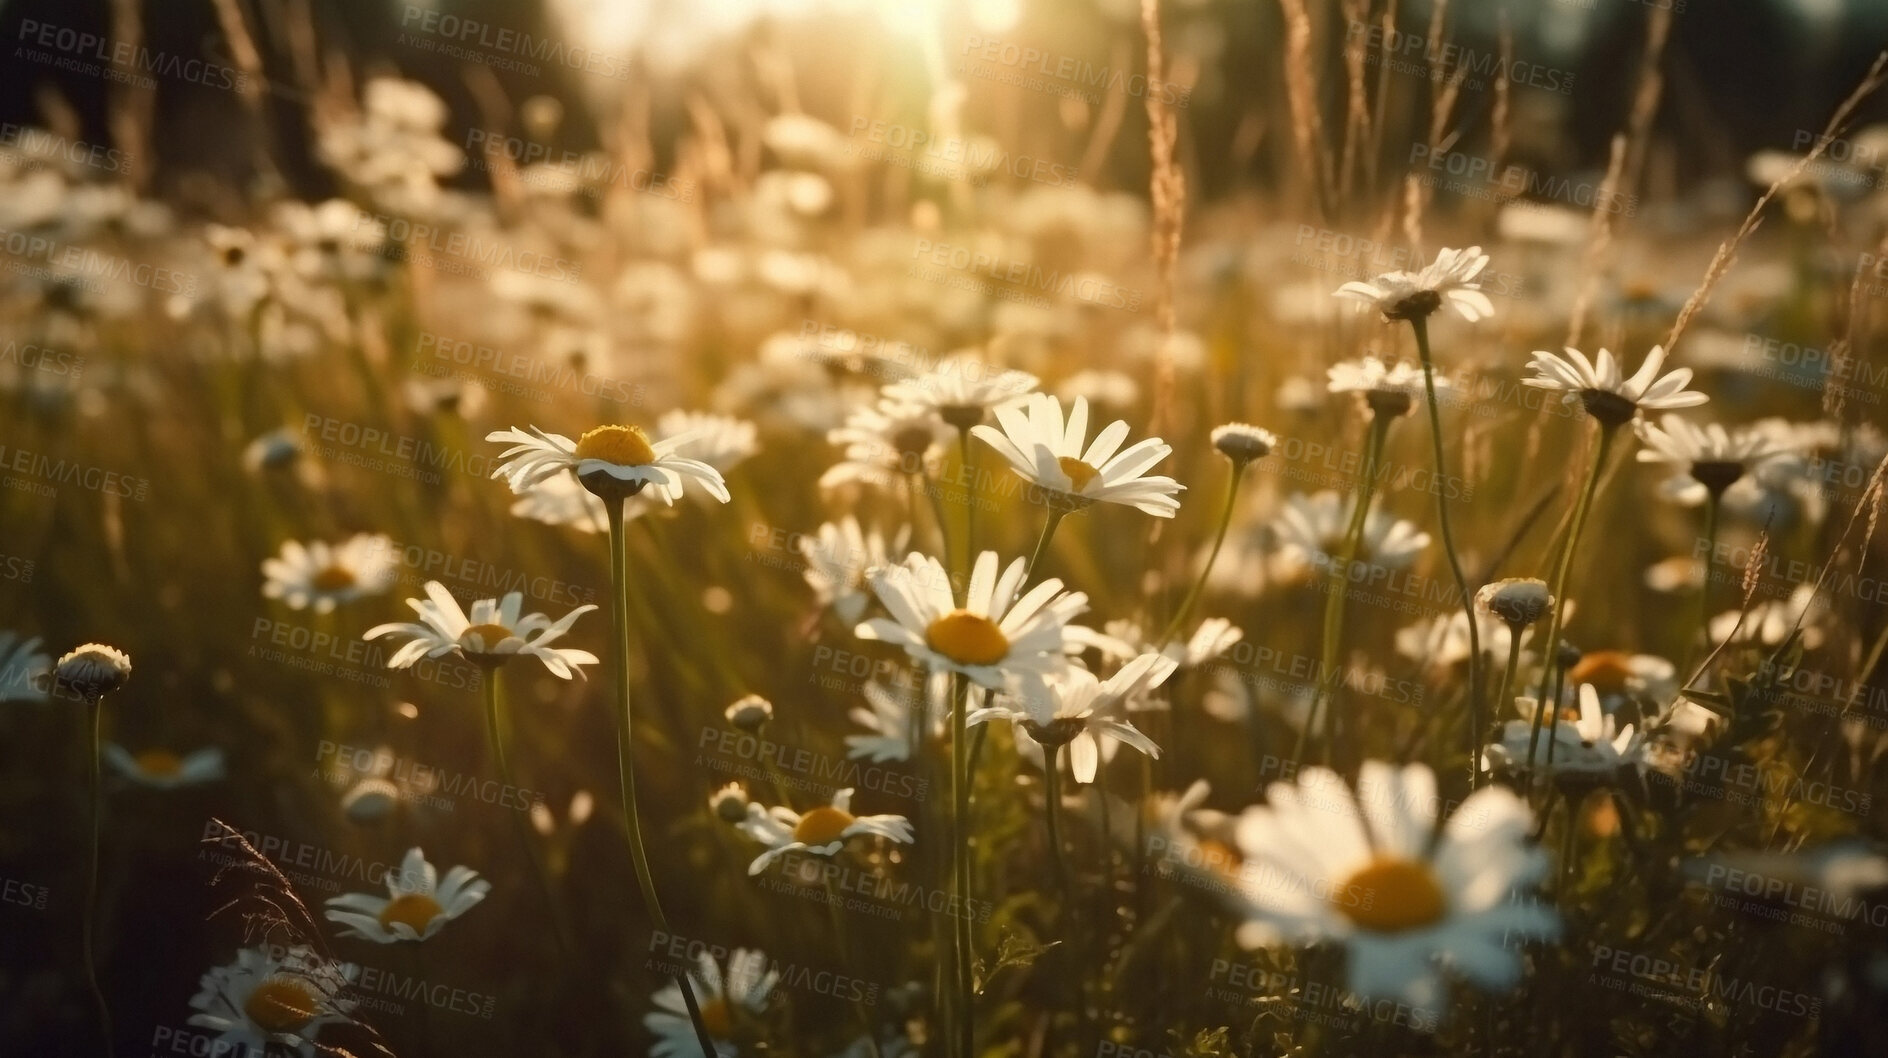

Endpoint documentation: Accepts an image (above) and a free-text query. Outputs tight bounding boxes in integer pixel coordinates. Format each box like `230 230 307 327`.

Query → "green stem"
1526 423 1620 783
958 428 977 572
1026 506 1067 581
1487 628 1525 782
1159 464 1245 645
604 495 718 1058
83 696 114 1058
1698 490 1722 657
918 471 954 568
1044 746 1069 894
950 673 975 1058
481 671 576 958
1297 415 1389 768
1411 316 1485 789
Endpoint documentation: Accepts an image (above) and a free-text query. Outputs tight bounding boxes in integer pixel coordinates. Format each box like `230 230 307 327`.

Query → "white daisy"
881 351 1040 429
1634 414 1788 504
1522 345 1708 426
645 948 778 1058
1327 356 1451 401
855 550 1088 690
1229 761 1557 1015
261 533 398 613
54 643 132 701
655 410 759 480
104 744 225 788
969 652 1176 782
487 423 731 504
971 393 1184 517
363 581 599 678
0 631 51 703
324 846 490 943
1272 491 1432 579
800 517 909 625
186 945 354 1058
509 470 615 534
818 398 954 494
1210 424 1278 465
1483 684 1641 781
1334 245 1495 322
845 678 939 763
737 787 915 876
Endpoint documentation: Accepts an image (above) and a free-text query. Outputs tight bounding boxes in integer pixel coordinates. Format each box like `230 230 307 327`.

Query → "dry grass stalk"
1142 0 1187 440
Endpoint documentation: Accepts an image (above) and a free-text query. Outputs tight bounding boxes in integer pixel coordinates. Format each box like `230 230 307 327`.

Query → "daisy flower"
1272 491 1431 579
509 470 614 534
971 392 1184 517
655 410 759 482
1334 245 1495 322
845 678 938 763
487 423 731 504
1210 423 1278 466
1484 684 1641 782
1327 356 1451 418
1562 649 1677 711
186 945 354 1058
881 351 1039 430
969 652 1176 782
1229 761 1557 1015
800 517 909 625
646 947 778 1058
818 398 954 494
1522 345 1708 426
363 581 598 678
855 550 1088 690
1634 414 1788 504
0 632 51 703
54 643 131 701
261 533 397 613
324 846 490 942
104 744 225 788
737 788 915 876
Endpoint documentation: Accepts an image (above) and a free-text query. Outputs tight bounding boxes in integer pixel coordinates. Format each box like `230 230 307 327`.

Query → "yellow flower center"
310 565 356 593
924 610 1010 667
574 425 656 467
377 892 444 935
1057 456 1101 493
459 623 515 653
135 749 184 777
698 997 734 1039
243 975 320 1033
1569 651 1633 696
792 805 858 846
1336 857 1449 933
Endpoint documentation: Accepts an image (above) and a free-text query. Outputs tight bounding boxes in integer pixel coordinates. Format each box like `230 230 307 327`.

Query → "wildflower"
725 694 774 731
709 783 751 824
1230 762 1557 1014
646 948 778 1058
103 745 225 788
1476 579 1554 630
1334 245 1494 322
363 582 598 678
801 517 908 625
1327 356 1447 419
845 679 938 763
1634 414 1787 503
1522 345 1707 426
488 424 731 504
261 534 397 613
1272 491 1431 579
856 550 1088 690
969 652 1176 781
737 788 915 875
324 847 490 942
1484 685 1642 782
971 393 1184 516
1210 423 1277 466
819 399 953 493
883 352 1040 430
187 946 354 1058
54 644 131 701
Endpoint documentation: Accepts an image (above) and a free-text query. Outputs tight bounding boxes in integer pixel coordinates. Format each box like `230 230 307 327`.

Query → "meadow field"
3 0 1888 1056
